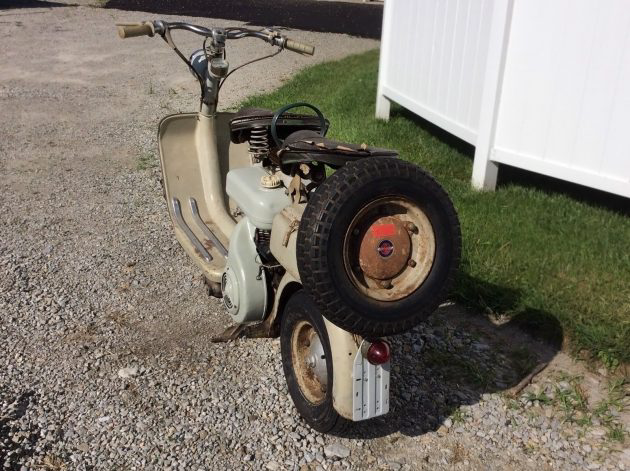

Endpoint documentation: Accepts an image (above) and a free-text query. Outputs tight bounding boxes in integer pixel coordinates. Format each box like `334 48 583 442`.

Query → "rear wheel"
296 157 461 336
204 276 222 298
280 292 348 433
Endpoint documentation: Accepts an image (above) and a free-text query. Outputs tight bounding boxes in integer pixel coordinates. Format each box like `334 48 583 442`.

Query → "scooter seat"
229 107 328 144
278 130 398 169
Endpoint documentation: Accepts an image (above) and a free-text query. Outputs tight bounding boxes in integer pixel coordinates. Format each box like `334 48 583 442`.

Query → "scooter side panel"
158 112 249 282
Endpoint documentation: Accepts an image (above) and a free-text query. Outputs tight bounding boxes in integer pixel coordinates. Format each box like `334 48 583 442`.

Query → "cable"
217 47 282 95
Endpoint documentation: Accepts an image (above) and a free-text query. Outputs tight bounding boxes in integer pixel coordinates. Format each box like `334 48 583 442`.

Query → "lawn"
241 49 630 365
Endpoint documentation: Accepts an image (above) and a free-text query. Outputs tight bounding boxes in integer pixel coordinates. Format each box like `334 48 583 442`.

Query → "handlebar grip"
116 22 154 39
285 39 315 56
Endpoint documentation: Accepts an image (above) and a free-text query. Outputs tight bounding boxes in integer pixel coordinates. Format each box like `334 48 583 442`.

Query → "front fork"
159 19 228 115
189 38 228 115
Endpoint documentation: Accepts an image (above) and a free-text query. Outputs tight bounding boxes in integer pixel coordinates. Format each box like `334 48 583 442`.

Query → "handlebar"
117 22 154 39
284 39 315 56
115 20 315 55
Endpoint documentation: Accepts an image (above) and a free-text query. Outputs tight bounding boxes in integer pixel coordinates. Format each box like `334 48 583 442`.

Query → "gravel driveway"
1 4 628 471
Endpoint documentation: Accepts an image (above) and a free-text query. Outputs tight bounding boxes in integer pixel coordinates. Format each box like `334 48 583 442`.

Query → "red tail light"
366 340 390 365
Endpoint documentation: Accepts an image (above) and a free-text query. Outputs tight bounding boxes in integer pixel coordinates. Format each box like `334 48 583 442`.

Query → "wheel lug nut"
379 280 392 289
405 222 417 233
408 259 417 267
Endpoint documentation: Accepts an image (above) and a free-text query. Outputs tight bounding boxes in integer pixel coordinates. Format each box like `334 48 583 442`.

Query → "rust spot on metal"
378 279 393 289
358 215 411 280
405 221 418 233
343 196 437 302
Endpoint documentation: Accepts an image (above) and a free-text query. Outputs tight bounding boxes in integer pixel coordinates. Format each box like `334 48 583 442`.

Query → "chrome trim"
171 197 213 263
352 340 390 421
307 331 328 389
189 197 228 257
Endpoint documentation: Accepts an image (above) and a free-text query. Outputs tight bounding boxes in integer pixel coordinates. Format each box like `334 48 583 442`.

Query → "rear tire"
280 292 348 433
204 276 223 298
296 157 461 336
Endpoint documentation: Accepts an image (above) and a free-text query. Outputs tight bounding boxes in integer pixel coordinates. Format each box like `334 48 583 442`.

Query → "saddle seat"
229 107 328 144
278 130 398 169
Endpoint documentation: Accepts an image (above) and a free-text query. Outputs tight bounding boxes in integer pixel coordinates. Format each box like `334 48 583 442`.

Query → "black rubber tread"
203 276 223 298
296 157 461 337
280 292 349 434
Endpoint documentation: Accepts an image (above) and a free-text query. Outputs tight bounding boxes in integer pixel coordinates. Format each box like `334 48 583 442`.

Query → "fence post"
375 0 393 121
472 0 514 190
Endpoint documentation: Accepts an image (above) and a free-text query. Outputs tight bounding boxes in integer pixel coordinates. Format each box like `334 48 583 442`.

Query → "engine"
221 165 291 323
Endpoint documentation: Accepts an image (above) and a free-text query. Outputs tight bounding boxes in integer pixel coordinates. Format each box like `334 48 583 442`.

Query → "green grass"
137 152 157 170
520 375 628 441
554 376 591 425
241 49 630 364
525 390 553 406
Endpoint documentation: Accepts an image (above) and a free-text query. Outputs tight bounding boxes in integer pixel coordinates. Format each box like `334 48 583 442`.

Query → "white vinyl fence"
376 0 630 199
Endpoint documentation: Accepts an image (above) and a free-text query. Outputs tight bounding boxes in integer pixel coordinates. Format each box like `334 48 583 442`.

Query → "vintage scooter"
116 20 461 432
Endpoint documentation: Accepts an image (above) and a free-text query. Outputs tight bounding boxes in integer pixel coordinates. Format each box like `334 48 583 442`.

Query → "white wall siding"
377 0 630 199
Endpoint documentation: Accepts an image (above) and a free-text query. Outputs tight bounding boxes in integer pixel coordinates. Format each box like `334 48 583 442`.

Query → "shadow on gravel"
0 0 65 8
105 0 383 39
0 391 39 465
335 278 563 439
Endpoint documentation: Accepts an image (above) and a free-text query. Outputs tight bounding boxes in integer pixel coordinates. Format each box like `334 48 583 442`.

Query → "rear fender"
268 274 389 421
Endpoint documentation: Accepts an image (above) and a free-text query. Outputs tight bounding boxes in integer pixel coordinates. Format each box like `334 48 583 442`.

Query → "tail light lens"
366 340 390 365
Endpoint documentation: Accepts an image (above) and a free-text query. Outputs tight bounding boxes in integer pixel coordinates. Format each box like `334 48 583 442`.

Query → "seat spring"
249 126 270 161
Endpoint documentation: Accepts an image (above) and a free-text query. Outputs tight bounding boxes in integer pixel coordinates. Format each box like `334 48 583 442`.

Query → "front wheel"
280 292 348 433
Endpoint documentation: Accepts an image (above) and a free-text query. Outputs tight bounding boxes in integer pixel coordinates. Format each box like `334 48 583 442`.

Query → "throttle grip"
285 39 315 56
117 22 155 39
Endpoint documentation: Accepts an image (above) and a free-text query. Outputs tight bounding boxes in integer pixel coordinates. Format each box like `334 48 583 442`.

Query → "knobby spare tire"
296 157 461 336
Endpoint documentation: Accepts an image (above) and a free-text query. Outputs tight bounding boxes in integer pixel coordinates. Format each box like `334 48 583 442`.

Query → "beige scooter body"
118 19 393 430
158 111 388 421
119 16 461 433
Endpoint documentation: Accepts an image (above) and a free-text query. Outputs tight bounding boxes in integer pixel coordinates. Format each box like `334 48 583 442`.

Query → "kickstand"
211 325 246 343
210 323 273 343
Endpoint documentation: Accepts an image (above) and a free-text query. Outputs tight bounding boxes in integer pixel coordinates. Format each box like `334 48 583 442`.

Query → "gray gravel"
1 4 628 471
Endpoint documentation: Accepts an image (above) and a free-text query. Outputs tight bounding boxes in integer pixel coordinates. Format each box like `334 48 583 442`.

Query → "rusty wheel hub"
291 321 327 404
344 197 436 301
358 216 411 280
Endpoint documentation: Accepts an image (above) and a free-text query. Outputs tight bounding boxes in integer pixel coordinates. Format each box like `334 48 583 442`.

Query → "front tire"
280 292 348 433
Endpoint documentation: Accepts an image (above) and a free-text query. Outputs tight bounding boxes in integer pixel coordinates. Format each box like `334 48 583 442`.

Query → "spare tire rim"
343 196 436 302
291 321 327 404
